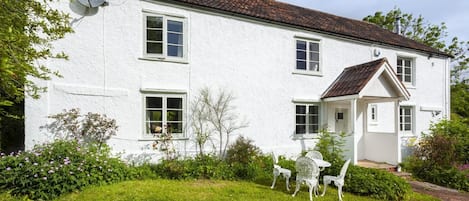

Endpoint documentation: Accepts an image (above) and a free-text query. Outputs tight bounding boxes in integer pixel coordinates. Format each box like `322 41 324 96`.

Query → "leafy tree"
363 8 469 83
0 0 72 120
451 82 469 121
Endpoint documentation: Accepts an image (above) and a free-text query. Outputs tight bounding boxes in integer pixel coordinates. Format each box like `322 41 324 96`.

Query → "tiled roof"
162 0 450 57
322 58 387 98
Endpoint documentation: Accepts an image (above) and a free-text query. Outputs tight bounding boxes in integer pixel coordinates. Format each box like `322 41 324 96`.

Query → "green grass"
0 179 439 201
55 179 382 201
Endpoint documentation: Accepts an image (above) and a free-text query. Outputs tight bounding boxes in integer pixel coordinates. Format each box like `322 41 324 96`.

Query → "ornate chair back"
305 151 323 160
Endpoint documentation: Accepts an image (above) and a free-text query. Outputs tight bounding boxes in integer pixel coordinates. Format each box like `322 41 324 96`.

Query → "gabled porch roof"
321 58 410 102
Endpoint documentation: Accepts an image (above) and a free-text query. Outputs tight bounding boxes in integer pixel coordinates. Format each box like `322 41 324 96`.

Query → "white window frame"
399 106 414 135
143 93 186 139
294 38 322 76
142 11 188 62
295 103 321 135
397 57 415 86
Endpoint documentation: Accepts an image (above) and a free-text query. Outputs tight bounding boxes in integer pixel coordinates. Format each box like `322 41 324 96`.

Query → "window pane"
404 124 411 131
167 110 183 121
405 116 411 123
404 67 411 74
309 106 319 114
167 98 182 109
296 40 306 50
147 30 162 41
397 59 402 66
308 125 319 133
296 61 306 70
309 62 319 71
146 97 162 108
404 108 411 115
168 33 183 45
147 16 163 28
168 123 183 133
147 110 162 121
296 50 306 60
405 60 411 67
397 67 402 73
296 125 306 134
168 45 183 57
405 76 411 82
309 116 318 124
148 122 163 134
296 105 306 114
168 20 183 32
309 42 319 51
147 42 162 54
309 52 319 62
296 115 306 124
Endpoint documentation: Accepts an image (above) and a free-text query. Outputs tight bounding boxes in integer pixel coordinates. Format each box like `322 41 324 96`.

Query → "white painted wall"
364 132 398 164
25 0 450 162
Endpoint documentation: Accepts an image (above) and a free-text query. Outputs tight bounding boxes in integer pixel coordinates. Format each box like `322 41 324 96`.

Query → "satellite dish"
77 0 106 8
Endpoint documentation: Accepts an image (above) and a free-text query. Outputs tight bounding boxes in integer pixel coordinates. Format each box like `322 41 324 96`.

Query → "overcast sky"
279 0 469 42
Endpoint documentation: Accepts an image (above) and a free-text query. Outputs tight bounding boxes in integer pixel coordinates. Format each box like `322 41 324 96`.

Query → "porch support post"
395 100 402 169
351 98 358 165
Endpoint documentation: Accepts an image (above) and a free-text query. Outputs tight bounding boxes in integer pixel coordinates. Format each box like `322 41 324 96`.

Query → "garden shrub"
225 136 263 180
401 119 469 191
41 108 118 148
402 156 469 191
0 140 132 200
344 165 411 201
152 155 234 180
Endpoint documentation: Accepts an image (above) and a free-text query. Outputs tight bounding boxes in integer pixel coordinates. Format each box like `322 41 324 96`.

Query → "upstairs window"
397 57 413 84
144 12 186 59
295 104 320 134
296 39 320 72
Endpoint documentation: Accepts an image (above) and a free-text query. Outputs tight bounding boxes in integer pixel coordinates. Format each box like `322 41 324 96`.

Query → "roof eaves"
154 0 452 58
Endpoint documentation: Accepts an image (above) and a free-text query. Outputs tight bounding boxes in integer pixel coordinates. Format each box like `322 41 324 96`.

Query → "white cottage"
25 0 451 165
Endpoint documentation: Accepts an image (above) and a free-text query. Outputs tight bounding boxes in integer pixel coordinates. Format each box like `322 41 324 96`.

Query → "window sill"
400 133 415 137
403 84 416 89
138 136 189 141
292 70 323 77
292 134 320 140
138 57 189 64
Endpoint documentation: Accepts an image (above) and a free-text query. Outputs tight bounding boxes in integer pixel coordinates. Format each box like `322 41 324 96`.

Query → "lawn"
47 179 437 201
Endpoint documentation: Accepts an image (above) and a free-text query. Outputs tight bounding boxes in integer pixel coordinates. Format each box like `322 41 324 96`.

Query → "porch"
321 58 410 165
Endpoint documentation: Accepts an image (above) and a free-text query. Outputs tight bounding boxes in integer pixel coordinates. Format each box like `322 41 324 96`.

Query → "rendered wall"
25 0 449 162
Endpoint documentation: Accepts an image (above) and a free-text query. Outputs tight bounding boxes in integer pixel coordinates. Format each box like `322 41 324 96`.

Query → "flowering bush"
0 140 132 200
41 108 118 148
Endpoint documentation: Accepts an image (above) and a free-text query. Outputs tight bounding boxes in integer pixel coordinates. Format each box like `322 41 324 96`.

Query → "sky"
279 0 469 42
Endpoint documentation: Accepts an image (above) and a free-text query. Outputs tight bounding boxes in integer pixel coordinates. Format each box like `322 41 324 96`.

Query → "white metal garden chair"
305 150 323 160
292 156 320 201
271 152 291 191
305 150 325 194
321 159 351 201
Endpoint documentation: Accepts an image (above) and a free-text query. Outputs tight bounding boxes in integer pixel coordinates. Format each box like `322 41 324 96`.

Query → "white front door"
335 108 348 133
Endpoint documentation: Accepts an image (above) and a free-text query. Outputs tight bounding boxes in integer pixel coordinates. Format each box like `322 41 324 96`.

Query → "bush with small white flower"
0 140 133 200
